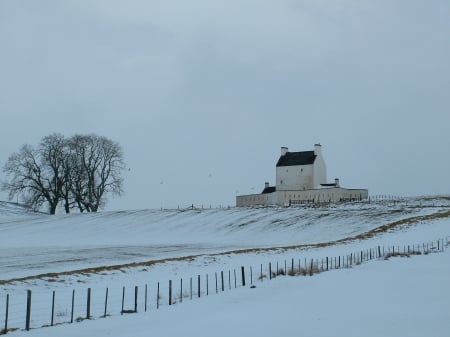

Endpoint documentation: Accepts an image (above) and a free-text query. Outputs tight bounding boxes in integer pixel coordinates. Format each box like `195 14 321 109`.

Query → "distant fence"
1 237 448 334
164 195 450 210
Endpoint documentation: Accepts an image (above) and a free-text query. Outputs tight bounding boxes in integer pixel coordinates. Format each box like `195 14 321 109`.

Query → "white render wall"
313 152 327 188
276 188 368 206
236 188 368 207
236 192 275 207
276 164 314 191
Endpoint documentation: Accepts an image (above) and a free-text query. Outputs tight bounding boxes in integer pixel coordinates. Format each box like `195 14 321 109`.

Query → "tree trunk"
64 197 70 214
49 202 58 215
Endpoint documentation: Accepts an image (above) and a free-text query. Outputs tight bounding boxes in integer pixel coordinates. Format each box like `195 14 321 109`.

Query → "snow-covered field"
1 197 450 336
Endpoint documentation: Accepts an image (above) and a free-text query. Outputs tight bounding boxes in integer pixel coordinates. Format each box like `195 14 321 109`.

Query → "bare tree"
2 133 125 214
38 133 66 214
2 144 46 210
1 134 66 214
68 134 125 212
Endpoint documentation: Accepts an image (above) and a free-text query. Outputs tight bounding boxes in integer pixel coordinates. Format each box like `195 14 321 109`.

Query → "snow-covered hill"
1 196 450 337
1 196 449 281
0 201 42 218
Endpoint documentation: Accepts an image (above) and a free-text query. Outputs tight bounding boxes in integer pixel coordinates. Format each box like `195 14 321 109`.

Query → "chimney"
281 147 288 156
265 182 270 189
334 178 340 187
314 143 322 155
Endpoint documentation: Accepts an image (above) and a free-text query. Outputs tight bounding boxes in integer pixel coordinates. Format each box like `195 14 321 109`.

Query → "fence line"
155 194 450 211
0 237 448 335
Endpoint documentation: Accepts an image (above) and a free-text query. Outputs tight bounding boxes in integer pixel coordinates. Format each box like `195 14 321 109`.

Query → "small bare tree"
68 134 125 212
1 133 66 214
2 144 48 210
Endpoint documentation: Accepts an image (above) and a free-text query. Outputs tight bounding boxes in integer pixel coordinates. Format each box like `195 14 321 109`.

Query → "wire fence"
166 195 450 210
1 237 448 335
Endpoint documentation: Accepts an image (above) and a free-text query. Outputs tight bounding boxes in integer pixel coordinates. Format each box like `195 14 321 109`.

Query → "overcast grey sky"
1 0 449 211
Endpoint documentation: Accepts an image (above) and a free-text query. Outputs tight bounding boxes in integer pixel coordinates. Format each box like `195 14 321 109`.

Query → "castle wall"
236 188 368 207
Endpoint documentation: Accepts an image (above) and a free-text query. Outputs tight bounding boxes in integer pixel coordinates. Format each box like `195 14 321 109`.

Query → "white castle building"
236 144 368 207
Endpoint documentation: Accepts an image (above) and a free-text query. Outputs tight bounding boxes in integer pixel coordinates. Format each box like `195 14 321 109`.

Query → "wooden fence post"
250 267 253 284
5 293 9 334
291 258 294 275
206 274 209 296
169 280 172 306
134 286 138 312
104 288 109 317
157 282 160 309
215 272 218 293
51 290 55 326
326 257 329 271
190 278 192 300
26 290 32 331
228 270 231 290
180 279 183 304
221 271 225 291
86 288 91 319
71 290 75 323
121 287 125 314
241 266 246 286
234 269 237 288
198 275 201 298
145 284 148 312
269 263 272 280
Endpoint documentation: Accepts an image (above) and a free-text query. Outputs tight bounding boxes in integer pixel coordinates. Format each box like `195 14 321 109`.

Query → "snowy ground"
1 197 448 280
8 247 450 337
1 197 450 336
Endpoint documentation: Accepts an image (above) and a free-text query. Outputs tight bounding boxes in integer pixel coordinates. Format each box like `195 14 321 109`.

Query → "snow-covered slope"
0 201 42 218
1 196 450 337
1 197 449 281
14 246 450 337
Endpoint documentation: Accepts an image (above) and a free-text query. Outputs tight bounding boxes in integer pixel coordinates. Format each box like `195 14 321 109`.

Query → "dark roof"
262 186 276 194
276 151 316 167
